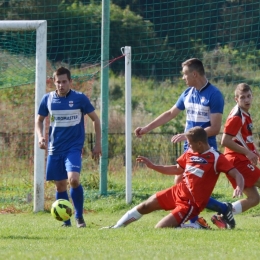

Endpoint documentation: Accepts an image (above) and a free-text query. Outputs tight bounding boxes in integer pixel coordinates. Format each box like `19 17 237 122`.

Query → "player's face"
182 66 196 87
187 138 202 153
54 74 72 97
235 90 252 112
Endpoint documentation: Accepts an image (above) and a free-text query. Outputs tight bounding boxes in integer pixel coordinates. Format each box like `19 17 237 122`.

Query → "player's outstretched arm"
227 168 244 198
134 105 181 138
136 155 183 175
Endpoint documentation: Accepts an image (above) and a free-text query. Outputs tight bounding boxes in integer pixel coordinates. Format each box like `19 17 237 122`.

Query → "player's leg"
212 163 260 229
174 175 222 226
55 180 71 226
229 164 260 215
46 154 72 227
111 194 162 228
66 150 86 228
103 186 178 229
155 213 179 228
189 197 231 226
156 191 202 229
232 185 260 214
206 198 235 229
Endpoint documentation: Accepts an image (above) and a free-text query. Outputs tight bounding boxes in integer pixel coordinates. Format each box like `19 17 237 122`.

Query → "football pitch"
0 207 259 259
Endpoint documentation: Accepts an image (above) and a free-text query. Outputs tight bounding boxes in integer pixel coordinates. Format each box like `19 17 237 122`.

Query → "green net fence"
1 0 260 211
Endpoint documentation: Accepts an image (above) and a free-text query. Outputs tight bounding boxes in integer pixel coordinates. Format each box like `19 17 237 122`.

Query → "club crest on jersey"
247 123 253 132
69 101 74 107
201 96 208 104
190 156 208 164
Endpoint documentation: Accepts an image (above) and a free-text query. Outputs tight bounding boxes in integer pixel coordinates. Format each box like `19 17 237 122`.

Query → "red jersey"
177 147 234 211
223 104 255 161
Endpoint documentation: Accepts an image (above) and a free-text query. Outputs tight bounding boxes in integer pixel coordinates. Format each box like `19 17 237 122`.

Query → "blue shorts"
46 150 82 181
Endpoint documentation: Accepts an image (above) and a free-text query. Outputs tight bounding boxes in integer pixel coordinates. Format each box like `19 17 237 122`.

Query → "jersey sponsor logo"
190 156 208 164
186 165 205 178
187 109 208 117
185 103 210 122
50 114 78 122
49 109 82 127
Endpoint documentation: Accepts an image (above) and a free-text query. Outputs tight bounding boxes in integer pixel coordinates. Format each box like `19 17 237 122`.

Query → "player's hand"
92 144 102 160
233 186 243 198
245 150 258 165
135 127 148 138
38 137 46 149
171 133 186 143
254 150 260 163
136 155 154 168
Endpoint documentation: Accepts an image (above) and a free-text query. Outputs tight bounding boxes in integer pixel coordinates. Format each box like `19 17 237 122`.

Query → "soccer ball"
51 199 73 221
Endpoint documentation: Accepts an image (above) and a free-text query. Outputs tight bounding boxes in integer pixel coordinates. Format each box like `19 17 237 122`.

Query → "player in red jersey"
211 83 260 229
101 127 244 229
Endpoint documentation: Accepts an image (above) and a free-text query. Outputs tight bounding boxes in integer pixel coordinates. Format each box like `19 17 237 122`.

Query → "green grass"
1 171 260 259
0 211 260 260
0 173 260 259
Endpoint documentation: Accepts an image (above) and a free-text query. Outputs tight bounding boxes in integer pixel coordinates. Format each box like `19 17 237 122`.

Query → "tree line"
0 0 260 79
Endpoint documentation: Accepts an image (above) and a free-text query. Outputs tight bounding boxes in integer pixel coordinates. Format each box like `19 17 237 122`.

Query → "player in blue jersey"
135 58 235 229
35 67 101 228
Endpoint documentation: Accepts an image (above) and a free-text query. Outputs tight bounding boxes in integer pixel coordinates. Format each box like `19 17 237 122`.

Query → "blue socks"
190 215 198 223
56 190 71 225
190 197 228 223
70 184 84 219
206 197 228 213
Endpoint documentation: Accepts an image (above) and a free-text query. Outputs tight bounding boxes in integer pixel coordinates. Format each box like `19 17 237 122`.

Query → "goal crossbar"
0 20 47 212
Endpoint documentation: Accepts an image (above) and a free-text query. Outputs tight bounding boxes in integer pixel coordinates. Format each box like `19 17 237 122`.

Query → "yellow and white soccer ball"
51 199 73 221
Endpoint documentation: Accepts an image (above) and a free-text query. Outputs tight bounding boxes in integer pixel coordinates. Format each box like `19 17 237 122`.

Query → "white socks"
232 201 242 215
113 206 143 228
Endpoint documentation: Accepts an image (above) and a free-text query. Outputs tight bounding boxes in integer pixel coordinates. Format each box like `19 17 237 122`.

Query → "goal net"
0 21 100 213
0 20 46 212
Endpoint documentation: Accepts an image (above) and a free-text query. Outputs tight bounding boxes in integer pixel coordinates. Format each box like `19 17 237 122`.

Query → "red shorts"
226 159 260 188
156 184 200 225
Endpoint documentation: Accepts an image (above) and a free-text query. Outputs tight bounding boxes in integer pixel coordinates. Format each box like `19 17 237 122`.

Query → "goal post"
122 46 132 204
0 20 47 212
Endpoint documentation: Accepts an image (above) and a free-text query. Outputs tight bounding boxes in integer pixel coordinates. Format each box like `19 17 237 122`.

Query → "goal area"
0 20 47 212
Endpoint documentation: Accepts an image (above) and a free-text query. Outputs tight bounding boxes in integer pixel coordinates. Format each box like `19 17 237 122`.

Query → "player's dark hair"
53 67 71 81
185 126 208 143
182 58 205 76
235 83 252 97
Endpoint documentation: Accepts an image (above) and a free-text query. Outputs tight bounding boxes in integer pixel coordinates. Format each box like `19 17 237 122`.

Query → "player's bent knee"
155 214 178 228
68 178 80 188
137 202 151 214
247 193 260 207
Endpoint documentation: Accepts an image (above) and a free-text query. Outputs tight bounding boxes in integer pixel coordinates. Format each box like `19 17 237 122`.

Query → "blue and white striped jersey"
175 82 224 151
38 89 95 154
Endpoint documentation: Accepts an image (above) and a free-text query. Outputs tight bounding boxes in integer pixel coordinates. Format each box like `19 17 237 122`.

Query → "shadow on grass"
2 235 46 240
85 190 153 201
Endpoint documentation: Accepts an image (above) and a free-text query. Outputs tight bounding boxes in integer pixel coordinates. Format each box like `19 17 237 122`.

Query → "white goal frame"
0 20 47 212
